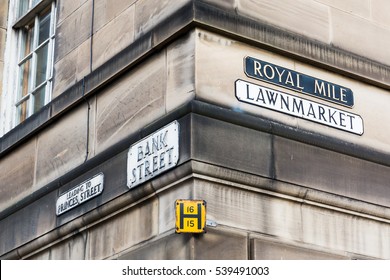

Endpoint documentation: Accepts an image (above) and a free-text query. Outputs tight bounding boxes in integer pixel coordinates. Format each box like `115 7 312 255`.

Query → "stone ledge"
3 101 390 223
4 159 390 259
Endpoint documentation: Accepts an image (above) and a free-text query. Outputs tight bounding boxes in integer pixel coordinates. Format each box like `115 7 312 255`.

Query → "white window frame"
0 0 56 136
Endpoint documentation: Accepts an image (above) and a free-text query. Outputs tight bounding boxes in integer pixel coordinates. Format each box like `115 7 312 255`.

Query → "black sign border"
243 56 355 109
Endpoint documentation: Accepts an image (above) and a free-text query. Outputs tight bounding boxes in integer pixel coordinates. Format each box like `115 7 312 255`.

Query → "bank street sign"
127 121 179 189
175 199 206 234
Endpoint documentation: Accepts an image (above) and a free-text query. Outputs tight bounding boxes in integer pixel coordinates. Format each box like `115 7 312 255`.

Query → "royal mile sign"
127 121 179 189
244 56 354 108
56 173 104 216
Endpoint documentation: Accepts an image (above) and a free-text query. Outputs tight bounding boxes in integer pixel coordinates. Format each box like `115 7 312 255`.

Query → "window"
14 1 56 124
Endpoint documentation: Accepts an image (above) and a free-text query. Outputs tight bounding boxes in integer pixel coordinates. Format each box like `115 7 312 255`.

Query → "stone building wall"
0 0 8 110
1 0 390 260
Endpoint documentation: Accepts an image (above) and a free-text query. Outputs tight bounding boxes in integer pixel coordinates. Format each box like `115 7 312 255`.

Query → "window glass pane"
33 86 46 113
19 58 32 99
17 100 29 123
35 43 49 86
32 0 41 8
18 0 29 17
21 25 34 59
14 1 55 126
38 12 50 45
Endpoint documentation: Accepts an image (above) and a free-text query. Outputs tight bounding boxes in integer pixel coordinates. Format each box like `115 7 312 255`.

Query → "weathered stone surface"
28 231 88 260
57 0 89 24
0 191 57 257
27 232 88 260
193 228 248 259
0 61 3 96
0 1 7 29
316 0 370 18
301 204 390 259
35 105 89 188
55 0 92 62
371 0 390 27
236 0 330 43
28 250 50 260
49 232 88 259
88 197 158 259
274 135 390 208
93 0 136 33
52 39 91 98
0 28 6 61
166 30 195 113
200 0 236 11
191 114 272 177
134 0 191 38
195 178 303 241
95 52 166 154
92 5 135 70
331 8 390 64
158 179 194 234
251 238 348 259
0 140 36 211
118 233 192 259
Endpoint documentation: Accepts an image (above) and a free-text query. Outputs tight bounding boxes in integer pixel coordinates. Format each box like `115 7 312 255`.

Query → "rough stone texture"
371 0 390 28
0 0 4 99
57 0 89 24
27 231 89 260
301 204 390 259
0 191 57 257
0 140 36 211
196 178 303 241
195 174 390 259
49 232 88 259
55 0 92 62
200 0 236 10
236 0 330 43
193 228 248 259
166 30 195 113
134 0 191 38
0 0 8 28
28 250 50 260
315 0 370 18
92 5 135 70
28 230 89 260
0 61 3 97
251 238 348 259
331 8 390 64
88 198 158 259
0 28 6 61
158 179 194 234
191 114 272 177
52 39 91 98
93 0 136 33
118 233 192 259
95 52 166 154
274 135 390 209
35 105 90 188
